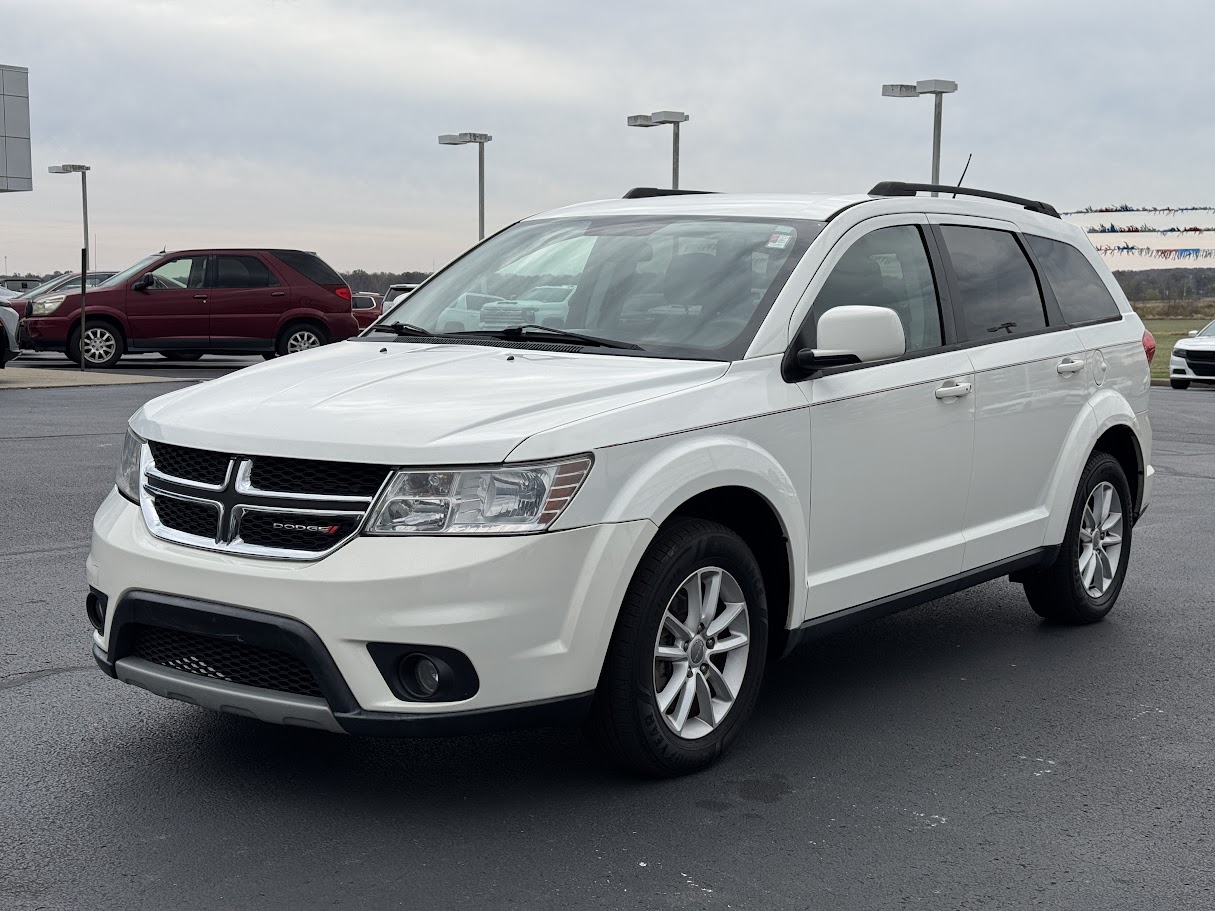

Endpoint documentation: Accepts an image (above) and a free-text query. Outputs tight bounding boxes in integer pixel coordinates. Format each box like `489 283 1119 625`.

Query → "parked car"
477 284 578 330
19 249 357 368
0 287 17 301
383 283 418 308
0 303 18 367
434 291 505 332
89 183 1153 777
3 271 116 313
1167 319 1215 389
351 292 383 330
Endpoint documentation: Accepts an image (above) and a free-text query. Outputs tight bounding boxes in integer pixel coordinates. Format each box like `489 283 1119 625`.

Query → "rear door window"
940 226 1047 341
1025 235 1121 324
212 255 279 288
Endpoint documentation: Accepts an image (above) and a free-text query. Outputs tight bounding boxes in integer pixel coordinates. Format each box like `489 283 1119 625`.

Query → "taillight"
334 285 352 302
1142 329 1156 365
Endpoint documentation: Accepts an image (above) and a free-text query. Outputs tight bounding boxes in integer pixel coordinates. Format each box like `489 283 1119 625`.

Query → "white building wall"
1 65 31 193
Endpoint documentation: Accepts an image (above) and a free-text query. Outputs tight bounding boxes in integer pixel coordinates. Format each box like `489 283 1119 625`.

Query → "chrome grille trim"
137 444 390 561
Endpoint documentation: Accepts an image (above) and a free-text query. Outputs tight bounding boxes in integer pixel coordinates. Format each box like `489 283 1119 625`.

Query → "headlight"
365 456 592 535
116 428 144 503
30 296 66 316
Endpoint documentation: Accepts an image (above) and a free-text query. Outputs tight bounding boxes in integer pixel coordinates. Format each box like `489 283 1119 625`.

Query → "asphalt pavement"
1 373 1214 910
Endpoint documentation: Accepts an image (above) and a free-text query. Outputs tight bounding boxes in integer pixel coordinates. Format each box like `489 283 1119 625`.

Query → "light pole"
438 132 492 240
627 110 690 189
881 80 958 195
48 163 91 370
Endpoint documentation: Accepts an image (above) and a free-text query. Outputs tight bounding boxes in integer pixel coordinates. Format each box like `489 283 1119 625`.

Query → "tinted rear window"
940 226 1047 341
1025 235 1121 324
269 250 343 286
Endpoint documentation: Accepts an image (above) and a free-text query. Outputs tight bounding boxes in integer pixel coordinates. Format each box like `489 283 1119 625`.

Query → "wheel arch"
1042 391 1149 545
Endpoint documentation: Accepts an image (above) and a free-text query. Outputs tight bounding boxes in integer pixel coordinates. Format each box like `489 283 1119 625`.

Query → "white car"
477 284 578 330
89 182 1153 776
0 305 18 367
1167 319 1215 389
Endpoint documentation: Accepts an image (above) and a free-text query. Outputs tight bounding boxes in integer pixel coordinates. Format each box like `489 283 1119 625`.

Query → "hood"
1174 335 1215 352
133 340 728 464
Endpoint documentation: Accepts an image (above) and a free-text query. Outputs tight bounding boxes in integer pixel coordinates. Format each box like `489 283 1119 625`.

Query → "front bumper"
89 490 655 726
18 317 68 351
1170 351 1215 382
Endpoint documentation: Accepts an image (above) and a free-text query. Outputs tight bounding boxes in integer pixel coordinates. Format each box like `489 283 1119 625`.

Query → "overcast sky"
1 0 1211 275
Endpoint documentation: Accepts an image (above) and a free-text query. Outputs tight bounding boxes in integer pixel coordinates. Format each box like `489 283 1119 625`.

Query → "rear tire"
1170 378 1190 390
1023 451 1133 624
67 321 123 369
590 518 768 777
275 321 328 357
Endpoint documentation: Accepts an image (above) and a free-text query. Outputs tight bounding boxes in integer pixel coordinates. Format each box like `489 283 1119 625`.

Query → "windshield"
377 215 822 359
14 275 66 301
101 254 161 288
1198 320 1215 338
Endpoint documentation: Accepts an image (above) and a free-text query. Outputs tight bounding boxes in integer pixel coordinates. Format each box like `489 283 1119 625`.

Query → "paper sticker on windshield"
766 233 792 249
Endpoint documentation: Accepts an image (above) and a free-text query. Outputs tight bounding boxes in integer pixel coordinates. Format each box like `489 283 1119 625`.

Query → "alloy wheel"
81 327 117 364
286 330 322 354
652 566 750 740
1078 480 1123 597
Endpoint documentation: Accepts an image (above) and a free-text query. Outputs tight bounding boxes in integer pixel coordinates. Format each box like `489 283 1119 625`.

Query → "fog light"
398 653 442 699
414 658 440 696
85 591 107 633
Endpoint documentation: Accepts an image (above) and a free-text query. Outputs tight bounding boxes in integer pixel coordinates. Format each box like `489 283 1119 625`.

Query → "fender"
553 417 810 628
69 306 131 339
1040 388 1145 546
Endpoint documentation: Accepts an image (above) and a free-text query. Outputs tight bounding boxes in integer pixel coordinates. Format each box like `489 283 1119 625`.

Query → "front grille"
150 441 230 486
250 456 390 498
1185 351 1215 376
238 511 361 552
130 624 323 698
152 495 219 539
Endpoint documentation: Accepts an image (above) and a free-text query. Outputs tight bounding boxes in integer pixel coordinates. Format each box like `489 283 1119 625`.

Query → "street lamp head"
48 163 90 173
881 84 920 98
438 132 491 145
916 79 958 95
649 110 689 124
626 114 654 127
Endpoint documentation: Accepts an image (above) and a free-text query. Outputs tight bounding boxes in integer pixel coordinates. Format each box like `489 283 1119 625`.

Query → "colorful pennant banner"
1065 205 1215 215
1087 225 1214 234
1092 244 1215 259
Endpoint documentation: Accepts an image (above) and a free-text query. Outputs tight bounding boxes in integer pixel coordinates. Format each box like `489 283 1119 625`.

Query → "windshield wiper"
456 324 643 351
368 321 446 338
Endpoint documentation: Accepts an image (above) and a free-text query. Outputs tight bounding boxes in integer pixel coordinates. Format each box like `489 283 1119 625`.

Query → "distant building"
1 64 31 193
1 276 42 291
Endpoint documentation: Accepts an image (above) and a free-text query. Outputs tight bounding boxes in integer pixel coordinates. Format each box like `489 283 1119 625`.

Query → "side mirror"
795 306 907 375
132 274 154 292
1188 330 1199 337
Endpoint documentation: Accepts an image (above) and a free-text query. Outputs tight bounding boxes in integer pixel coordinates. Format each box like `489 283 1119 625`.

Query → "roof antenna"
159 245 166 254
952 154 972 198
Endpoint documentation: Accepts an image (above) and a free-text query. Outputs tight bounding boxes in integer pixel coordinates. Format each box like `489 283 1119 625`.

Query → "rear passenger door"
798 216 976 617
929 216 1089 570
206 254 288 351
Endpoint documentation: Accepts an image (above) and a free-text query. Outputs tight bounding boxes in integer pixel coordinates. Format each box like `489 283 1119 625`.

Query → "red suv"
19 248 358 368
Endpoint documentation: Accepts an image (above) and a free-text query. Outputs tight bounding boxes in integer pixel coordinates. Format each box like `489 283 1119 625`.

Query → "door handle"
1057 357 1085 375
935 381 972 400
271 291 286 297
193 293 208 300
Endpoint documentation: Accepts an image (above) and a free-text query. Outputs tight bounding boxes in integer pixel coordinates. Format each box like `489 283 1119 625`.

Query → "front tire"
1170 378 1190 390
67 321 123 369
1023 451 1133 624
591 518 768 777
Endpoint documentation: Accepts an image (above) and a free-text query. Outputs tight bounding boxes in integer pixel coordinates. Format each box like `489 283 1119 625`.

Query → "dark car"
350 291 383 329
3 271 116 311
19 249 358 368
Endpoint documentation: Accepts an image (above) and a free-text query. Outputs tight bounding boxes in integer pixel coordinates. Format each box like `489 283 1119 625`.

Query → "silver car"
0 305 19 368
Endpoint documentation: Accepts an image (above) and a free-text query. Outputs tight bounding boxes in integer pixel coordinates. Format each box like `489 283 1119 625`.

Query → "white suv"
89 182 1154 776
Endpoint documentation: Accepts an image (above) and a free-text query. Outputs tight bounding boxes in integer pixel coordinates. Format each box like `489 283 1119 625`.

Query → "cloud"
0 0 1210 274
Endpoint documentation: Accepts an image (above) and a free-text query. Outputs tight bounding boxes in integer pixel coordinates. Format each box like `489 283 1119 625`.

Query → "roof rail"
869 181 1060 219
622 187 716 199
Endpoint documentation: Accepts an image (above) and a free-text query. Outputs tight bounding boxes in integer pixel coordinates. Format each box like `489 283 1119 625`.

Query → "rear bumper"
92 591 595 736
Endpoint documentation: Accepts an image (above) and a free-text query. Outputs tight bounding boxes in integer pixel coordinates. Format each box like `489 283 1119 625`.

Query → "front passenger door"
797 218 976 618
124 255 210 350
